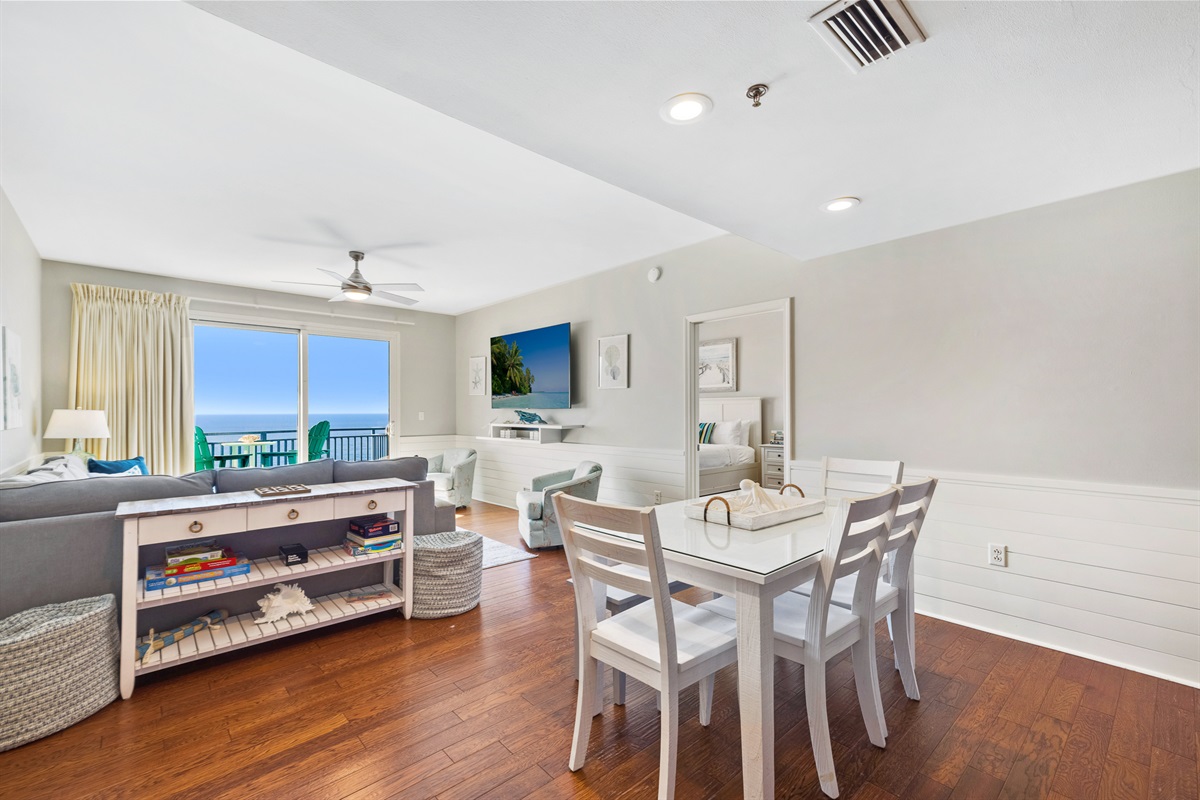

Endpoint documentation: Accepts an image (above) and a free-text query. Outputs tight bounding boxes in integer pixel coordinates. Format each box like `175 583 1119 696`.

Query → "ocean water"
491 392 570 410
196 413 388 437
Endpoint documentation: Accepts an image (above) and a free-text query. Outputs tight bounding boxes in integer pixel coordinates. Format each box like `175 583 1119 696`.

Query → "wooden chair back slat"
821 456 904 498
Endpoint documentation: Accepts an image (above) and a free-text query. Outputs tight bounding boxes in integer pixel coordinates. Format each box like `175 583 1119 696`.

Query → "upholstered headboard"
698 396 762 449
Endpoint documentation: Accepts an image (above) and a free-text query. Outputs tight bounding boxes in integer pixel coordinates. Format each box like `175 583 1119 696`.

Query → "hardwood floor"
1 501 1196 800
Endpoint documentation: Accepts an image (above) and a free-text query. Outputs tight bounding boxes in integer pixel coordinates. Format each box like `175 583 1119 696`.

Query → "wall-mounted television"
491 322 571 409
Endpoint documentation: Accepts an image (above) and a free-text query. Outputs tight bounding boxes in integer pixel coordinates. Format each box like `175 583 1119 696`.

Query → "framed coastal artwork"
2 327 21 429
468 356 486 396
698 337 736 393
598 334 628 389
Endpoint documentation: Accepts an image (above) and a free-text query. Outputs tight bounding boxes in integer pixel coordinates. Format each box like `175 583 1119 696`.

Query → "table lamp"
45 408 110 460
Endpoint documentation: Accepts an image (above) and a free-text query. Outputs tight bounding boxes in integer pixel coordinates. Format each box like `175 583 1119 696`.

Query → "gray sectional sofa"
0 456 456 622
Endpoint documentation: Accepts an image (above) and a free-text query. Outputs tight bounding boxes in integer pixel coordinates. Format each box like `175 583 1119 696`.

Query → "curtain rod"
187 296 416 326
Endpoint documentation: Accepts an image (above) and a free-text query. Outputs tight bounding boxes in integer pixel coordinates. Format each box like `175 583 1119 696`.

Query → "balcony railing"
206 427 389 465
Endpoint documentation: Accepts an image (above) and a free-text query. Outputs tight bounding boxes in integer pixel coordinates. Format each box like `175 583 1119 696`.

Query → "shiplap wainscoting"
789 461 1200 687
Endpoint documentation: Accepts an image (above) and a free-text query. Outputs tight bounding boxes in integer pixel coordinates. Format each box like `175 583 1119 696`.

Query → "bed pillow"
738 420 752 446
698 422 716 444
710 420 742 446
88 456 149 476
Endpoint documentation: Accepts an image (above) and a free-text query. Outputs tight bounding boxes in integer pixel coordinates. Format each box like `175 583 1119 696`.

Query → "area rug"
477 533 537 569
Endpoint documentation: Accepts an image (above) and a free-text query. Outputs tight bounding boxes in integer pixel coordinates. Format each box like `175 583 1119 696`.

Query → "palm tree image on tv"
490 323 570 409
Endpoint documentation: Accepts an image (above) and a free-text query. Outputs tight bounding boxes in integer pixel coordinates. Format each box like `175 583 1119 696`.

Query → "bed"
698 396 762 496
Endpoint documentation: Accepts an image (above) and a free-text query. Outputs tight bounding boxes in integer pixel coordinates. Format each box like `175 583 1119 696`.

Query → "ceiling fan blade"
374 290 419 306
328 292 349 303
370 282 424 292
273 280 340 287
318 268 350 284
256 235 341 248
367 241 428 251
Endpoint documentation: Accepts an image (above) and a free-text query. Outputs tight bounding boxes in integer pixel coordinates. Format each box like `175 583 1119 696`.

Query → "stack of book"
343 515 403 556
144 539 251 590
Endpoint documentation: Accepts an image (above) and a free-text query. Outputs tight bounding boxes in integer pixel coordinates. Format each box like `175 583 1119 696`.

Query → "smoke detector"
809 0 926 73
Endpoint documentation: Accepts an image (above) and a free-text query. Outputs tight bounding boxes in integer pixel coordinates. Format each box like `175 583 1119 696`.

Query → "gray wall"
41 261 458 439
697 311 786 435
0 187 43 474
458 169 1200 489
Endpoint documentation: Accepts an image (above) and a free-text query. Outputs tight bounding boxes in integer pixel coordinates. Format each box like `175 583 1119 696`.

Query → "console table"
116 478 414 698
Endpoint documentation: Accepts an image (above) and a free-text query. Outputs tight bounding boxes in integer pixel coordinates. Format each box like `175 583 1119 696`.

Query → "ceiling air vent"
809 0 926 73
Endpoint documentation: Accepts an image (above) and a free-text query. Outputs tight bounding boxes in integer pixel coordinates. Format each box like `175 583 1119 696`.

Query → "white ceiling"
3 2 1198 316
0 2 720 315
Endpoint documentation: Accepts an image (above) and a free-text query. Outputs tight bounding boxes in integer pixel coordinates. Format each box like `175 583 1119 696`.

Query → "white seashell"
254 582 315 624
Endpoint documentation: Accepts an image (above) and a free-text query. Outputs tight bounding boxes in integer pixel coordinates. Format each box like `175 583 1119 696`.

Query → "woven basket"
0 594 119 752
411 530 483 619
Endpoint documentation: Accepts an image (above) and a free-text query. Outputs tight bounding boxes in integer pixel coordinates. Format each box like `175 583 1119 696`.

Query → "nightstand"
760 443 785 489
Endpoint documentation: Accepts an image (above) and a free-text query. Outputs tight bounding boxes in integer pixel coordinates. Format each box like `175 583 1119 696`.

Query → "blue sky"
194 326 389 414
491 322 570 393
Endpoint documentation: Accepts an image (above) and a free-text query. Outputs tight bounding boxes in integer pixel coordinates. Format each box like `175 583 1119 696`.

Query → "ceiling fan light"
343 287 370 301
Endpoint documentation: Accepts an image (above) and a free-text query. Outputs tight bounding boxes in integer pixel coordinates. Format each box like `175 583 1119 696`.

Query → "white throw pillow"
710 420 742 446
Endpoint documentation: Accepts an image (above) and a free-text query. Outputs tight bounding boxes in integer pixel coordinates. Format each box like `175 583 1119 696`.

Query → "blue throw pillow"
88 456 149 476
698 422 715 444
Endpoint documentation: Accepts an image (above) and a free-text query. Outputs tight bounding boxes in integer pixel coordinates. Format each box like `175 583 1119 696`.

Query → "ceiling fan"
275 250 423 306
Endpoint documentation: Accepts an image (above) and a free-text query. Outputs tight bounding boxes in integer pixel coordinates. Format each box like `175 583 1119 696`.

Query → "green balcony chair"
194 426 250 471
259 421 331 466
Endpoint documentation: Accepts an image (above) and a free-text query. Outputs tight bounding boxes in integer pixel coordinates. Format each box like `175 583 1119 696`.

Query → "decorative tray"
684 493 825 530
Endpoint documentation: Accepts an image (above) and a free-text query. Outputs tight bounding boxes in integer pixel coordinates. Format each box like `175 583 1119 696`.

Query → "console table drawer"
334 492 405 520
138 508 246 545
247 498 334 530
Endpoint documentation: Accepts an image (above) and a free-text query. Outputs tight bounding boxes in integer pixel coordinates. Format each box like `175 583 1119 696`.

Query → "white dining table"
647 497 834 800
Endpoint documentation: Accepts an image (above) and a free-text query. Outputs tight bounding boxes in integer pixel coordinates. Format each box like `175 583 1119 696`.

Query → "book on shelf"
164 539 225 566
347 515 399 536
342 538 403 557
144 555 251 591
162 548 237 576
345 530 404 547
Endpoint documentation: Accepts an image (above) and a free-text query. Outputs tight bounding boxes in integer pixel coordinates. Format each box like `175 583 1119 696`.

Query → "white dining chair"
569 569 691 705
820 456 903 498
792 478 937 711
554 493 739 800
701 488 900 799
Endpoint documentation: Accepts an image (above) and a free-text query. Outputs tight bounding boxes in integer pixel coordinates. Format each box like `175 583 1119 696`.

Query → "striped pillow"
698 422 716 444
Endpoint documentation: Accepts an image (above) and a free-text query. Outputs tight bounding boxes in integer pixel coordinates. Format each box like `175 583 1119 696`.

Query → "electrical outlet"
653 490 663 505
988 544 1007 567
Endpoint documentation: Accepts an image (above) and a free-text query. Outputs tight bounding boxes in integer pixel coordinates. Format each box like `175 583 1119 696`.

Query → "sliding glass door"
193 323 393 467
307 334 390 461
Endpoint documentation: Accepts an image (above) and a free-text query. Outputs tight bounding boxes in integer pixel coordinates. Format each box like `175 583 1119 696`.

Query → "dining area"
556 457 936 800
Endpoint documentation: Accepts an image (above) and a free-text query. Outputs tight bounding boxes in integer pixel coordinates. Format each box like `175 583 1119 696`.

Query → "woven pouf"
411 530 484 619
0 594 119 752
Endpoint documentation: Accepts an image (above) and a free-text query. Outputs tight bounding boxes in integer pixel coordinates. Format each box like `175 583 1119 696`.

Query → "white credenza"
116 478 415 698
760 444 785 489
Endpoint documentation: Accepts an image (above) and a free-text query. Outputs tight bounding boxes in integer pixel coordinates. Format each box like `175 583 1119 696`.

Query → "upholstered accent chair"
516 461 603 548
427 448 477 508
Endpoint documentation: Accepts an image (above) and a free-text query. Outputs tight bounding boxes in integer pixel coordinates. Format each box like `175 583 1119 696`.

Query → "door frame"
683 298 793 498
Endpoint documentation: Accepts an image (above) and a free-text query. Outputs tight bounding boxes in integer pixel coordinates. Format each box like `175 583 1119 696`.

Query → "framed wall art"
598 334 628 390
698 337 736 393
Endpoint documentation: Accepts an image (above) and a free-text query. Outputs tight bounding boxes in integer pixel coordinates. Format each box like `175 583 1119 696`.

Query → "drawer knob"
188 520 204 533
367 499 378 510
287 509 300 520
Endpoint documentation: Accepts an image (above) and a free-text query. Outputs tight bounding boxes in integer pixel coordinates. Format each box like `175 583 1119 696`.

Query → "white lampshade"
45 409 110 440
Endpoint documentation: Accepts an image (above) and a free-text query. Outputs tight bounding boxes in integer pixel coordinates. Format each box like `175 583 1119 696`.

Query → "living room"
1 2 1197 799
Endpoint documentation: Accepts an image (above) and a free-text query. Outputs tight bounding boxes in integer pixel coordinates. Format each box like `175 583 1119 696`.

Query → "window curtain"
68 283 194 475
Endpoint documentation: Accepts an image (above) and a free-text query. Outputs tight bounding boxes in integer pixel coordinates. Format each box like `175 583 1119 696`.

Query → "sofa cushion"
214 460 334 493
0 471 216 522
332 456 427 483
429 472 453 492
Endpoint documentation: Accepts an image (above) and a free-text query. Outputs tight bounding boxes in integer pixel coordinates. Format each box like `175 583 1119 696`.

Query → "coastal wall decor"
468 356 486 396
598 334 629 389
698 338 737 393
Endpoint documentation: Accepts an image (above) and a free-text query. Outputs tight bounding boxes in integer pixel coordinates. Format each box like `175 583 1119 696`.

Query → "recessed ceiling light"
660 93 713 124
822 197 861 212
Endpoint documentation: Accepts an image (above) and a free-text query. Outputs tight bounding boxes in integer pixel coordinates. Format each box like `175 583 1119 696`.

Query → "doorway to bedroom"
684 299 793 498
